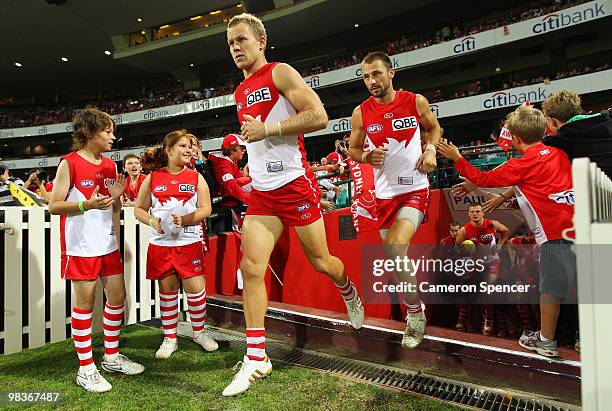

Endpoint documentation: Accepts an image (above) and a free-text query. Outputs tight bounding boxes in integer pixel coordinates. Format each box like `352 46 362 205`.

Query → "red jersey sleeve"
454 157 525 188
212 159 251 204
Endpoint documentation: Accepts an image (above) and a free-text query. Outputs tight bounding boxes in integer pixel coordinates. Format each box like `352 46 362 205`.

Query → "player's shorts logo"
392 116 418 131
192 259 202 265
301 213 312 220
296 203 311 212
80 179 95 188
398 177 413 185
179 184 195 193
153 185 167 192
246 87 272 107
367 124 383 134
266 161 283 173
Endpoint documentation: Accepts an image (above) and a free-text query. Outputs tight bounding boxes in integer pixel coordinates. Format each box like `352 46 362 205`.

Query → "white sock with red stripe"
246 328 266 361
71 307 94 367
404 298 423 315
103 303 124 358
160 290 179 339
186 288 207 335
336 276 356 302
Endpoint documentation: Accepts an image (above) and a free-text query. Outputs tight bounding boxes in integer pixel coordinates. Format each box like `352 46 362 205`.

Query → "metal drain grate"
197 326 579 411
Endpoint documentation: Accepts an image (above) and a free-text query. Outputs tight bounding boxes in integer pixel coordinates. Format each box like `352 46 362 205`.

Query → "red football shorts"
62 250 123 281
247 175 322 226
376 188 430 230
147 242 205 281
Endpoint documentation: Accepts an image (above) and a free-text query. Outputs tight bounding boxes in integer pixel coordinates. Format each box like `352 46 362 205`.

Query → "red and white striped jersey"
60 152 118 257
455 143 574 245
149 167 202 247
360 91 429 199
234 62 308 191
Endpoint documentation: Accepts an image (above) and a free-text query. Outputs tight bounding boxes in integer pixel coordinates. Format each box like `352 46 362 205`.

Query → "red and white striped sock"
103 303 124 357
160 290 179 339
71 307 93 367
405 299 423 315
186 288 207 335
246 328 266 361
336 276 356 302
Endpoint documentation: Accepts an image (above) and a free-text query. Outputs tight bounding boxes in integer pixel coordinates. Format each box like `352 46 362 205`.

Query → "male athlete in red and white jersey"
49 108 144 393
440 222 461 246
122 153 146 206
223 13 364 396
455 203 509 335
438 105 574 357
134 130 217 360
349 52 441 349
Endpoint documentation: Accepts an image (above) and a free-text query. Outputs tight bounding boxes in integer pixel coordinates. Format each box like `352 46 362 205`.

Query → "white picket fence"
573 158 612 411
0 207 192 355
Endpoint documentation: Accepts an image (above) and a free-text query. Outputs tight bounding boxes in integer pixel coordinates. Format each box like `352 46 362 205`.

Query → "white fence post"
3 208 23 354
139 220 152 321
573 158 612 411
27 208 46 349
49 213 66 343
123 209 138 325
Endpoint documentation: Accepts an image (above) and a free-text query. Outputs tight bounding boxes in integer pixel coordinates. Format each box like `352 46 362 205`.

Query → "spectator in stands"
207 134 252 232
24 168 51 203
0 162 25 206
122 154 146 206
542 90 612 178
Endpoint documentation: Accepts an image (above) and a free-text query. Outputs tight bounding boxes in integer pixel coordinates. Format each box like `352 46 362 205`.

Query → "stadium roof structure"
1 0 428 96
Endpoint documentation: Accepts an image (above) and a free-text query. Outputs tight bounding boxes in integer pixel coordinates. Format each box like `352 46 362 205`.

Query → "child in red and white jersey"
438 105 574 357
134 130 217 359
49 108 144 393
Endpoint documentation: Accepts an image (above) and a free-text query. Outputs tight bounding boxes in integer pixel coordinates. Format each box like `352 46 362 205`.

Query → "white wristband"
264 123 269 138
361 151 369 163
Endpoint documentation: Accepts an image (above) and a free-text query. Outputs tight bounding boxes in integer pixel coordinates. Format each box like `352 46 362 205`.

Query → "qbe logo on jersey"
392 116 418 131
179 184 195 193
246 87 272 107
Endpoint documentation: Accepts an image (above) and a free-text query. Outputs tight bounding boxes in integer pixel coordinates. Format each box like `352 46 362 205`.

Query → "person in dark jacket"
542 89 612 178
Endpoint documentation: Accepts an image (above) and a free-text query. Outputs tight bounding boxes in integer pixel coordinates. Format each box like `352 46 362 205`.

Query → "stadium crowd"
0 0 592 130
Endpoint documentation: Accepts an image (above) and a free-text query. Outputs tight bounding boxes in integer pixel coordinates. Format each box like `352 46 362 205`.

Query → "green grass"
0 325 461 411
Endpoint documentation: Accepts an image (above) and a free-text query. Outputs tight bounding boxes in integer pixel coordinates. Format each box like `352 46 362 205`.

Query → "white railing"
573 158 612 411
0 207 197 355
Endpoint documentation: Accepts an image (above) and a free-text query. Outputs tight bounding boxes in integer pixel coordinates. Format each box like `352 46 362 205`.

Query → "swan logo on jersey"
96 173 104 179
384 113 394 119
548 190 574 205
80 180 95 188
153 185 167 193
296 203 311 212
367 124 383 134
237 102 243 112
481 234 494 242
179 184 195 193
392 116 418 131
246 87 272 107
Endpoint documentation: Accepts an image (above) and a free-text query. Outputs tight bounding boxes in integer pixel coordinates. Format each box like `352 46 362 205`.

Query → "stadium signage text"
452 36 477 54
532 2 606 33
